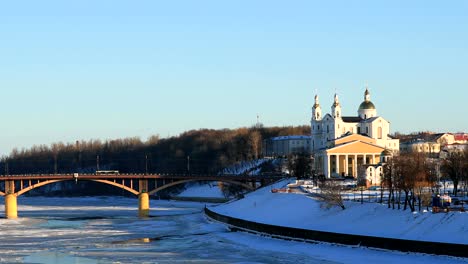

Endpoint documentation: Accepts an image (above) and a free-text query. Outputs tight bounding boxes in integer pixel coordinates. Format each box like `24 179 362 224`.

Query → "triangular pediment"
334 134 376 145
326 140 385 154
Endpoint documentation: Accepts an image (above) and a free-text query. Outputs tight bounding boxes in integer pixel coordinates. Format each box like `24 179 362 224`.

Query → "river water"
0 196 464 264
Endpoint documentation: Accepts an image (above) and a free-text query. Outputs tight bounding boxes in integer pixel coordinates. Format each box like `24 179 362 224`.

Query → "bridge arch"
14 179 139 197
16 180 66 197
88 180 140 195
147 179 254 196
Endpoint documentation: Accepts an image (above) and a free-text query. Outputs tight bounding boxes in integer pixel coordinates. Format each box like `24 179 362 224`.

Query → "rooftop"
270 135 311 141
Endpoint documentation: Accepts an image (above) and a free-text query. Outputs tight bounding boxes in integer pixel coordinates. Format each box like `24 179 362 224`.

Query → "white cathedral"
311 87 399 185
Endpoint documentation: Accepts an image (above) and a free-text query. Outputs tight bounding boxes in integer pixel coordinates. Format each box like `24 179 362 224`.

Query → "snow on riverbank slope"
177 183 225 198
211 180 468 245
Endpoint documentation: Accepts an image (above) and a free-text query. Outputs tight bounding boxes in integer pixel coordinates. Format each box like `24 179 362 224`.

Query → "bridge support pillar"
5 194 18 219
138 192 150 217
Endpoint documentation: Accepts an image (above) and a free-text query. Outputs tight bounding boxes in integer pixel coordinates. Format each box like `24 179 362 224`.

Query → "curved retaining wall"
204 207 468 258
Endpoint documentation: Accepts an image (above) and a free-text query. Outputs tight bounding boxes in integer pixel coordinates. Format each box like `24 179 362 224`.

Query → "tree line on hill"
0 126 310 176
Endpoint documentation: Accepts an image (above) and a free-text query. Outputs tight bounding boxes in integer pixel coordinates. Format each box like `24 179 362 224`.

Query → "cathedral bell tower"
312 94 322 121
331 93 341 119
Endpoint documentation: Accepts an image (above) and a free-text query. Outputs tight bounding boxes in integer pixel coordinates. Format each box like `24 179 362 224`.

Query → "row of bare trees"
382 153 433 211
382 148 468 212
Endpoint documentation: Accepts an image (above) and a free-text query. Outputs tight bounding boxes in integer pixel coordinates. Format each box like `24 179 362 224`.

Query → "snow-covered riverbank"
211 180 468 245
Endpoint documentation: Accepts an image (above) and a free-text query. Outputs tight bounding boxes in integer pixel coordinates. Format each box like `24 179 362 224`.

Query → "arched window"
378 127 382 139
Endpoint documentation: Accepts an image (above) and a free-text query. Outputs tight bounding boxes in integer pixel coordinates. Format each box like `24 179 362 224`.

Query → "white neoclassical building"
310 87 399 184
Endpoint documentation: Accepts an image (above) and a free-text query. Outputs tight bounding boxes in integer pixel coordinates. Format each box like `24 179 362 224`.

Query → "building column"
354 154 358 178
345 155 349 176
322 154 327 178
336 154 340 176
363 154 367 165
325 154 331 178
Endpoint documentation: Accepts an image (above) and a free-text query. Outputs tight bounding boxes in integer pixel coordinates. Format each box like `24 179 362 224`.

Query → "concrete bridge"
0 173 283 219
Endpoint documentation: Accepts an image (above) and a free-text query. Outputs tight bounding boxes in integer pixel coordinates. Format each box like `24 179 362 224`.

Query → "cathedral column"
323 154 329 178
345 155 349 176
336 154 340 175
354 154 358 177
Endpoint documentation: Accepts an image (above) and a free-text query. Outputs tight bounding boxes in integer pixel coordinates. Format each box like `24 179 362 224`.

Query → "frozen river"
0 196 465 264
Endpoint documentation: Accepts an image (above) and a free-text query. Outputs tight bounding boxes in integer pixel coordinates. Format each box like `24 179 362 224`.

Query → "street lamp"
187 155 190 174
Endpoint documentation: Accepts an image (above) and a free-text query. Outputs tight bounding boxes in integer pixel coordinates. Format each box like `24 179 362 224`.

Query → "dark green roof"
359 101 376 110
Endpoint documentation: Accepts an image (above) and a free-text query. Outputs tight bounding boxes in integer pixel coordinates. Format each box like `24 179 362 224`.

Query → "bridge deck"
0 174 285 181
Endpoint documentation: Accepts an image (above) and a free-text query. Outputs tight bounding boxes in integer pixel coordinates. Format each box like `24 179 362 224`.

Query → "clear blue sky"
0 1 467 155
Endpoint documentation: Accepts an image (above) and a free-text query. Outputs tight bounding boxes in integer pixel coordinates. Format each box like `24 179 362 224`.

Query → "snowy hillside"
177 182 225 198
219 159 268 175
211 180 468 245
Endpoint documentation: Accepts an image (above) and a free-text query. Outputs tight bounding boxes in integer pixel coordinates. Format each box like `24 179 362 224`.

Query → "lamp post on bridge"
54 155 58 174
187 155 190 175
145 154 148 174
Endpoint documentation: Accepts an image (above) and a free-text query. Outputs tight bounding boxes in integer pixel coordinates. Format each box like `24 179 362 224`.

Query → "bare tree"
383 159 396 209
248 130 262 160
317 180 346 210
412 153 433 211
287 152 311 179
357 165 367 204
441 151 465 196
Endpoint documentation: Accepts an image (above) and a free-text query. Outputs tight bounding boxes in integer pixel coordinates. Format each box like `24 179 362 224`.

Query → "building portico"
317 138 385 178
322 153 382 178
